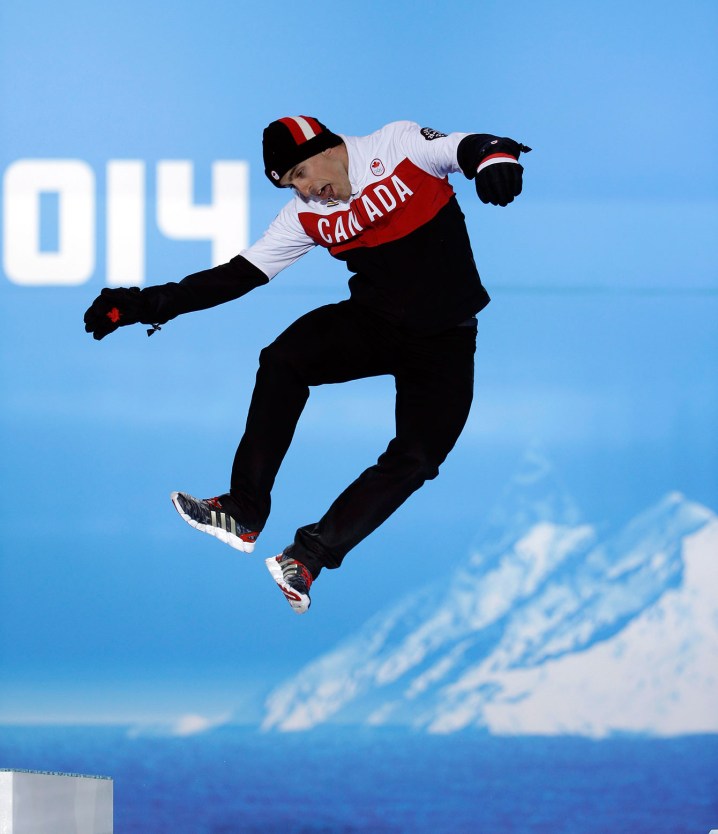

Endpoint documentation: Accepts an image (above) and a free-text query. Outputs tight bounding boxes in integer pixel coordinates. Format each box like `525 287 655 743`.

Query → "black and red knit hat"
263 116 342 187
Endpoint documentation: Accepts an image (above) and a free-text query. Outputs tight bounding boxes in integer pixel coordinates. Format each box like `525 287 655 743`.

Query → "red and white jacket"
242 121 490 333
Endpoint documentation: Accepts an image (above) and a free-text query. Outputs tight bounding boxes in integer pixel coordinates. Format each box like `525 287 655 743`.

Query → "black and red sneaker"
171 491 259 553
265 551 313 614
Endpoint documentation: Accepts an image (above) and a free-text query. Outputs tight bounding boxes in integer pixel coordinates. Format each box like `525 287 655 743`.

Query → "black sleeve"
456 134 500 179
137 255 269 324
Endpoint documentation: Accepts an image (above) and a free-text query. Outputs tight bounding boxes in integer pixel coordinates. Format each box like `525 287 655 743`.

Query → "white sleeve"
240 201 315 280
391 120 469 179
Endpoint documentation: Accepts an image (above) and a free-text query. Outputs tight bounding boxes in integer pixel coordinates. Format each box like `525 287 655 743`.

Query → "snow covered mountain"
262 453 718 736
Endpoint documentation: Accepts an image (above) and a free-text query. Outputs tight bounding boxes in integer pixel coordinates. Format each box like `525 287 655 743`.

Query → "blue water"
0 726 716 833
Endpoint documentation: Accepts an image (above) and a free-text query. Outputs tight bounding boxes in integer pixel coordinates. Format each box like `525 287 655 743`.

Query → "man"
84 116 530 614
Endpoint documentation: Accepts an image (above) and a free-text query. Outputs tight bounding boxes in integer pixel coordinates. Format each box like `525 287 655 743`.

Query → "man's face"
280 145 351 202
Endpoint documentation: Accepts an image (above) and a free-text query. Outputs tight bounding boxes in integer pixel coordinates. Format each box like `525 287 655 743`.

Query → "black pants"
229 300 477 578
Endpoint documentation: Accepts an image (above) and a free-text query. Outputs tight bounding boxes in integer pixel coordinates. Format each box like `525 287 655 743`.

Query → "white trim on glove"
477 153 520 175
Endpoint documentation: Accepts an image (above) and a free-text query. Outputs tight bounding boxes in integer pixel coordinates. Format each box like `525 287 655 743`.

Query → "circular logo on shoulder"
370 158 385 176
271 170 280 180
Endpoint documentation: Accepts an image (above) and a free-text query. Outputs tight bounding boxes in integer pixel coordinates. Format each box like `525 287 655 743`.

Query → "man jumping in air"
84 116 530 614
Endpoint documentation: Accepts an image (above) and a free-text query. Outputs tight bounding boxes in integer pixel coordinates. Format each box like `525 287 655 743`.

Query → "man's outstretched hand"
83 287 146 340
475 138 531 207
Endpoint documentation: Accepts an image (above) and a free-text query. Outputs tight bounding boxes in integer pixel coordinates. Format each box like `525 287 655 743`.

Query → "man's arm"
84 198 315 341
396 121 531 207
83 255 268 340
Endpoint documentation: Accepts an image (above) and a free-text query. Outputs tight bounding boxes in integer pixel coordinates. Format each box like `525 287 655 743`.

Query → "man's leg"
229 302 391 530
288 322 477 577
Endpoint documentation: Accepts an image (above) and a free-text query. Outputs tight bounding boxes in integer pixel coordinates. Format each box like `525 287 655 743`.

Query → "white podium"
0 769 113 834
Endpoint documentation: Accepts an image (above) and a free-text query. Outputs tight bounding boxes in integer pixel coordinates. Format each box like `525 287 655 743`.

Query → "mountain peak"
262 477 717 737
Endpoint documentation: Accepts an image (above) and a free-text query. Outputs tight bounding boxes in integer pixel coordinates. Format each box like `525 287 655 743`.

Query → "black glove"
83 287 148 340
475 138 531 206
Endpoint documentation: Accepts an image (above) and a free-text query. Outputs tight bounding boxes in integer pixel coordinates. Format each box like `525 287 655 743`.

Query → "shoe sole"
265 556 311 614
171 491 256 554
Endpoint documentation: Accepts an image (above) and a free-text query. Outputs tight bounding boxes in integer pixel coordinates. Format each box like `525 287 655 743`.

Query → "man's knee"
377 442 441 484
258 338 301 378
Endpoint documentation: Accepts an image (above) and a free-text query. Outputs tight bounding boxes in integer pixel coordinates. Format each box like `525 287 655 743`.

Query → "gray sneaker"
265 551 314 614
171 491 259 553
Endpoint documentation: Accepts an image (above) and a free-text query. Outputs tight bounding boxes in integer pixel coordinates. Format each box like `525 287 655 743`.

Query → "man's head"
263 116 351 202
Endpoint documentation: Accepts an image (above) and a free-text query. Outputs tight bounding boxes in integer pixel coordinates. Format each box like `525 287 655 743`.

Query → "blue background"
0 3 716 826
